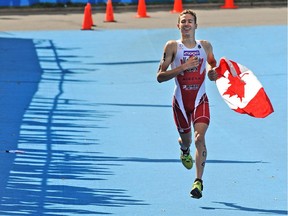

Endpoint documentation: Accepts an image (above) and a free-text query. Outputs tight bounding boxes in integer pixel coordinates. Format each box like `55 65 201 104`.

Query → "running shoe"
190 179 203 199
180 149 193 170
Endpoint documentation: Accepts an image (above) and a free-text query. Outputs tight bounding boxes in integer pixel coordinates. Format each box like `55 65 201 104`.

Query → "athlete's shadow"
202 202 288 215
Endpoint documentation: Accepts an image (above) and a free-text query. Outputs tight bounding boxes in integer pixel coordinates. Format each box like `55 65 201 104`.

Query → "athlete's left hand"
208 69 218 81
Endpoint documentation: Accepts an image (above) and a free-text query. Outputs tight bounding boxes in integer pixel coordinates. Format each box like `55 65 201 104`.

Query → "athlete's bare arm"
201 40 218 81
157 40 199 83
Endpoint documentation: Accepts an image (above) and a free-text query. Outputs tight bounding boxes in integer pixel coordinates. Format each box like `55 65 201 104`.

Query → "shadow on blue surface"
0 37 147 215
0 37 42 197
89 156 266 164
95 102 171 108
202 202 288 215
92 60 159 65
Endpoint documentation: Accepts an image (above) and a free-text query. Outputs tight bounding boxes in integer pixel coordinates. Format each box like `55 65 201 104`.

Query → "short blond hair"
178 9 197 24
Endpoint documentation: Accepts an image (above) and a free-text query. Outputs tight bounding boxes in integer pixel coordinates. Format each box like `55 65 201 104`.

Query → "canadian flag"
215 57 274 118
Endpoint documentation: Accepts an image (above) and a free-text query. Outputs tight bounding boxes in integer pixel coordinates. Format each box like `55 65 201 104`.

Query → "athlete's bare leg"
193 122 208 179
178 132 192 151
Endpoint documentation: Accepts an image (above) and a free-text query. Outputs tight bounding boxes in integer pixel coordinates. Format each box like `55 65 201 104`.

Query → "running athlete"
157 9 218 199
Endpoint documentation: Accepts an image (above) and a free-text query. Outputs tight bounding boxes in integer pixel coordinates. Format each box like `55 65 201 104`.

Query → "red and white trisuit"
171 40 210 134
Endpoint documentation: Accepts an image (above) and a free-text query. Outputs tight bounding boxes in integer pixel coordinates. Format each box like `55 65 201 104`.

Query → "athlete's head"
177 9 198 36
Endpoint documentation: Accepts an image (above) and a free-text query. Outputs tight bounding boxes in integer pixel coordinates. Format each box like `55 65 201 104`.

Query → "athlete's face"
177 14 197 36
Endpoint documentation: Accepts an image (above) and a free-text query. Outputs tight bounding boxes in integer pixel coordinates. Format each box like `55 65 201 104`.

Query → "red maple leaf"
223 73 246 101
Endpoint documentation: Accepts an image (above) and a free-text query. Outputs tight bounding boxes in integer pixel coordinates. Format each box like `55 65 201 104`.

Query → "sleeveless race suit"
171 40 210 134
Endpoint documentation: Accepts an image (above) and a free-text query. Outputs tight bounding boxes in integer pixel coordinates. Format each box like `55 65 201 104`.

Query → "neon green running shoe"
180 149 193 170
190 179 203 199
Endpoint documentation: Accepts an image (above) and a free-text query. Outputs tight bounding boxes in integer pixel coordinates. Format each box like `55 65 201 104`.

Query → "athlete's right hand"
182 56 199 71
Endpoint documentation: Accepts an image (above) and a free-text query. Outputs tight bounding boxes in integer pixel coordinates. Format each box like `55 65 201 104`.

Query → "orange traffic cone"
221 0 238 9
81 3 93 30
136 0 150 18
170 0 183 13
86 3 96 26
104 0 116 22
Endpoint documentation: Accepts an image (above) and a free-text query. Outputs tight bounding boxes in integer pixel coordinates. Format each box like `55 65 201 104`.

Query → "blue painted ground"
0 25 287 216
